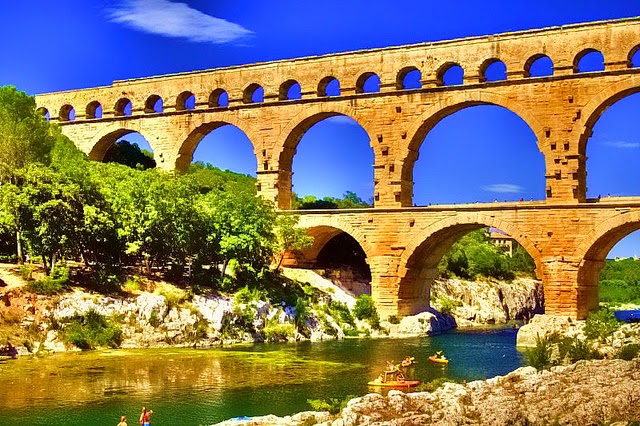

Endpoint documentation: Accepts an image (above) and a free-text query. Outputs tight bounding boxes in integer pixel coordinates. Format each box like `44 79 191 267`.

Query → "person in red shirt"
139 407 153 426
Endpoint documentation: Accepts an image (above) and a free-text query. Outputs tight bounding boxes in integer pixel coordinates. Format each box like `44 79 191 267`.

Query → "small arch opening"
318 76 341 97
279 80 302 100
480 59 507 82
355 72 380 93
397 67 422 90
114 98 133 117
176 91 196 111
437 63 464 86
37 107 50 122
629 45 640 68
86 101 102 119
574 49 605 73
209 89 229 107
59 104 75 122
243 83 264 104
145 95 163 113
525 54 554 78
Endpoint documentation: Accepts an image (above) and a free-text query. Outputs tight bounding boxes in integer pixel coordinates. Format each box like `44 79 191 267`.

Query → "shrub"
619 343 640 361
294 297 309 331
583 308 620 342
527 334 553 370
27 276 65 295
557 336 600 363
353 295 377 321
437 296 462 315
61 309 123 350
325 300 355 327
123 275 143 292
387 315 400 324
307 395 356 415
19 265 33 280
263 322 295 341
234 286 264 305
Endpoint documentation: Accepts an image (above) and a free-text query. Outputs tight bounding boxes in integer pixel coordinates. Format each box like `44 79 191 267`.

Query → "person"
117 415 127 426
140 407 153 426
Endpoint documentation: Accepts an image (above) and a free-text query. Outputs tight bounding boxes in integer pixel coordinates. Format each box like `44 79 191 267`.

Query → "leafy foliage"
60 309 123 350
307 395 356 415
526 334 553 370
103 139 156 170
583 308 620 342
293 191 371 210
437 229 533 280
618 343 640 361
598 259 640 304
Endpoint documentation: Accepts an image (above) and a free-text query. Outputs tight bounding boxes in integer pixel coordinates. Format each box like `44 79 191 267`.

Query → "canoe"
428 355 449 364
367 379 420 388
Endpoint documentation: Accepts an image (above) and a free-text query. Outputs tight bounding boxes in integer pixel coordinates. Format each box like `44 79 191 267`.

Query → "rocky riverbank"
215 358 640 425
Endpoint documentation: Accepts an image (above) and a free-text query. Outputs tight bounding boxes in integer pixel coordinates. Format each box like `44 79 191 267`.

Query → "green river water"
0 328 525 426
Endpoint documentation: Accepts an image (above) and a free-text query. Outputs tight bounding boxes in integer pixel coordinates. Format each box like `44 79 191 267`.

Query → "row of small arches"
48 47 640 122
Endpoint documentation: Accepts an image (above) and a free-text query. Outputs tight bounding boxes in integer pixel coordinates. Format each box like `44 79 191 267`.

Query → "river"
0 328 525 426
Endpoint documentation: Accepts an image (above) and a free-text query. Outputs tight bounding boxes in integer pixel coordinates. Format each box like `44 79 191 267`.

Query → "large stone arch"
297 214 375 260
87 123 162 162
393 212 541 316
569 210 640 316
401 91 546 197
273 104 376 209
275 103 376 171
174 113 260 173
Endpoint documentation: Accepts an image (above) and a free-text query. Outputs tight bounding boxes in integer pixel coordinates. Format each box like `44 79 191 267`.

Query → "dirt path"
0 263 28 291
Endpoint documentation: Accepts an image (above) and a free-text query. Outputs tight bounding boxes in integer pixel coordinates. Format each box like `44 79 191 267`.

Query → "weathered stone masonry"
35 18 640 319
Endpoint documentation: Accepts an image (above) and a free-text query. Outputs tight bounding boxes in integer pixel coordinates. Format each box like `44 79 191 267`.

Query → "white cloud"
482 184 523 194
107 0 252 44
601 140 640 149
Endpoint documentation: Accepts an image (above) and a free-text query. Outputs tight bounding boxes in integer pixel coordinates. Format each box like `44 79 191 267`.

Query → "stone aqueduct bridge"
36 18 640 319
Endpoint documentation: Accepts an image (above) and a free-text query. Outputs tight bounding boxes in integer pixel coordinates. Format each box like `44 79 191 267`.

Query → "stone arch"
396 66 421 90
355 72 380 93
86 101 102 119
577 76 640 157
573 48 605 73
208 89 228 107
573 211 640 314
524 53 554 77
629 44 640 67
59 104 75 122
144 94 163 113
114 98 133 117
479 58 507 82
401 91 546 205
176 91 195 111
436 62 464 86
394 212 541 316
243 83 264 103
279 79 301 100
317 76 340 96
86 123 161 162
174 113 260 173
273 104 376 209
297 215 375 262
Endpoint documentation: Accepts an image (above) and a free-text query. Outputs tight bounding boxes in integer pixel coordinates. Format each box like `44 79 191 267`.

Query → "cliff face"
431 277 544 326
215 359 640 426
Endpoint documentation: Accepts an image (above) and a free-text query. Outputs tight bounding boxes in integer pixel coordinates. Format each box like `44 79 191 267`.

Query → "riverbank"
215 358 640 425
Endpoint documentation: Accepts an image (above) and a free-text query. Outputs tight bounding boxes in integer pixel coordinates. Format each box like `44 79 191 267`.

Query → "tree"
103 139 156 170
273 215 313 270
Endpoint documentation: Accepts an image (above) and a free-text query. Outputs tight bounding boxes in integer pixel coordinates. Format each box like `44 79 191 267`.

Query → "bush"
263 322 295 342
557 336 600 363
583 308 620 342
619 343 640 361
27 276 65 295
387 315 400 324
437 296 462 315
527 334 553 370
325 300 355 327
307 395 356 415
294 297 309 331
19 265 33 280
61 309 123 350
353 295 376 321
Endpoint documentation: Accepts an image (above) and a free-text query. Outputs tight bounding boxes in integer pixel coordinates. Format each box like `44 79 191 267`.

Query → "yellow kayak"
428 354 449 364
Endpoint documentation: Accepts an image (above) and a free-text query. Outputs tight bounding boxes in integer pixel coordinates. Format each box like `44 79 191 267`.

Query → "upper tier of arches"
37 19 640 122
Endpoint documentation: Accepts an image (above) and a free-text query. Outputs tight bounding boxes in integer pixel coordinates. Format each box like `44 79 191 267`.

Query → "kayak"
428 355 449 364
368 379 420 388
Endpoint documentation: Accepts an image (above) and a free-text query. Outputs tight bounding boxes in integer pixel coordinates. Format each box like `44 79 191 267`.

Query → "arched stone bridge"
35 17 640 319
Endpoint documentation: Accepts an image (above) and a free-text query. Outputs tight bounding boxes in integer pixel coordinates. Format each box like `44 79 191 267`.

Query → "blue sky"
1 0 640 258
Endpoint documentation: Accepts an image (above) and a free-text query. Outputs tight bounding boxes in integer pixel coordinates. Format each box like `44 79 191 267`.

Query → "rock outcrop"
431 277 543 326
215 359 640 425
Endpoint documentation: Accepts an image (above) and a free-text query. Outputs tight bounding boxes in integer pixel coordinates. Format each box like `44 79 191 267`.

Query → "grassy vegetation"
599 258 640 305
57 309 123 350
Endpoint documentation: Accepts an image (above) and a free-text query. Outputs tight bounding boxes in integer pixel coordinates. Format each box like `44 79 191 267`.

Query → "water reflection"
0 329 524 425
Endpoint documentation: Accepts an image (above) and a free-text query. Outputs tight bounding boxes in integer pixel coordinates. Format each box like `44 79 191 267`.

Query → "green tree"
273 215 313 270
103 139 156 170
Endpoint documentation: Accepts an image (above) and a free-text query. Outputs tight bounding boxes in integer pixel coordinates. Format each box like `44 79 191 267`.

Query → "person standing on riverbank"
139 407 152 426
116 415 127 426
